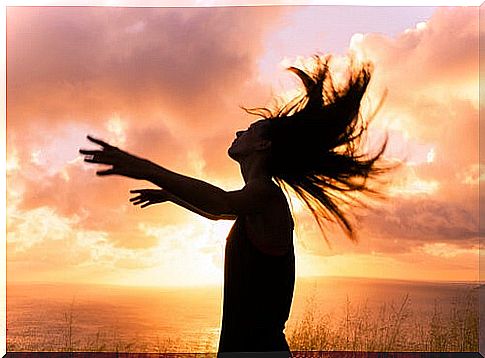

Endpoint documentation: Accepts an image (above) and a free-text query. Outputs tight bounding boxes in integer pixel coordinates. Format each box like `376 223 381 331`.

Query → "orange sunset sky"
6 4 480 287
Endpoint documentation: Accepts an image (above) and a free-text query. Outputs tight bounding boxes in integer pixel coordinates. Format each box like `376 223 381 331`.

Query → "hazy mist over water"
7 276 479 352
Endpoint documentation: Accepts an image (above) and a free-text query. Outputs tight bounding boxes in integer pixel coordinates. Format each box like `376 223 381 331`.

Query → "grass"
286 288 479 352
7 288 479 352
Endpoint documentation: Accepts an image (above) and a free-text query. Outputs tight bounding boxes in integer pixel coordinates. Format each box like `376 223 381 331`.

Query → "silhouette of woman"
80 55 388 357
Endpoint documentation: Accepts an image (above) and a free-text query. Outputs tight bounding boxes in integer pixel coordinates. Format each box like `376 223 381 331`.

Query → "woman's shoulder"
243 180 294 256
245 177 284 197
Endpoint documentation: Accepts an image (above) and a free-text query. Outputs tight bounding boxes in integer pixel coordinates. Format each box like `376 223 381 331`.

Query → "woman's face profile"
228 120 270 161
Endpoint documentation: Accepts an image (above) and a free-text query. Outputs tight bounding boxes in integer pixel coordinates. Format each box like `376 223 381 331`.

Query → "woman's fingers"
80 149 113 164
129 193 149 205
130 196 150 203
87 135 115 149
80 149 102 163
130 189 151 194
81 136 150 180
79 149 101 155
131 198 152 207
130 189 161 193
96 169 116 176
81 137 120 164
129 189 169 208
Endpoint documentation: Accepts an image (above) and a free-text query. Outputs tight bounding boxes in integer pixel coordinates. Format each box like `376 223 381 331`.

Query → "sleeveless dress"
218 194 295 354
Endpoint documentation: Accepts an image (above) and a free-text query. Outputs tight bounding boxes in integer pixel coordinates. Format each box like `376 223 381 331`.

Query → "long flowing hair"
245 54 391 242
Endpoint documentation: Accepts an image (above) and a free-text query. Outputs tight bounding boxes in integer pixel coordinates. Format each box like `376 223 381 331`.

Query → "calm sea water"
7 276 479 352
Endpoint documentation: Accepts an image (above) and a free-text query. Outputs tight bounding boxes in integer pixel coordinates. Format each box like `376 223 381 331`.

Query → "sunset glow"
6 5 479 288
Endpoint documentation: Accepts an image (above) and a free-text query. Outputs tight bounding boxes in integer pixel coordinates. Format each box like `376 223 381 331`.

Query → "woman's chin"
227 147 237 160
228 146 242 161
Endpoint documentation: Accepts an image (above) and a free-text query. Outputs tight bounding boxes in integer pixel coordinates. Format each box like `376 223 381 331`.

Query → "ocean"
7 276 479 352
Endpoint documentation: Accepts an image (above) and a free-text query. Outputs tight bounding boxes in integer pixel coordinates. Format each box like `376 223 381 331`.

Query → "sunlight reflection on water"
7 277 478 352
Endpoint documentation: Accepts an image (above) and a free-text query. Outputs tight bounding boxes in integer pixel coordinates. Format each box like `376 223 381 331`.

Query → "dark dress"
218 189 295 354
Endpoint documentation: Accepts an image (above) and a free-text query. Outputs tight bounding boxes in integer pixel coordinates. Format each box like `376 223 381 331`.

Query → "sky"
6 4 480 287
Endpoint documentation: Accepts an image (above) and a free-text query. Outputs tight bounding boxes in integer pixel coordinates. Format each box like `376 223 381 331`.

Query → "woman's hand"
79 136 237 220
129 189 172 208
79 136 158 180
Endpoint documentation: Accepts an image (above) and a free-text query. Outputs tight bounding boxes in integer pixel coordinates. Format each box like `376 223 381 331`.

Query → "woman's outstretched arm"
79 136 271 217
130 189 236 220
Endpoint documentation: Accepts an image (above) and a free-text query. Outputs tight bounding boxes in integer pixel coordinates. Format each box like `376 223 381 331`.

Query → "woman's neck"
239 154 271 184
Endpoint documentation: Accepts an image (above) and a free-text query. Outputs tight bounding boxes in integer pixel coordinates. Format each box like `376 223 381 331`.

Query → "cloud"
13 155 217 249
7 6 282 128
7 200 228 285
338 6 479 252
7 206 155 280
7 6 286 243
360 197 478 244
7 6 286 191
277 7 479 266
6 6 480 283
356 7 478 101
